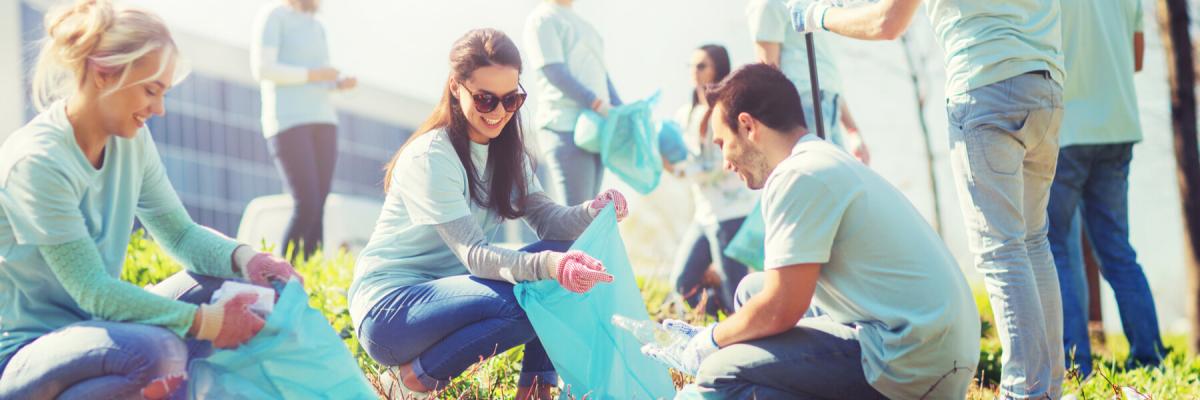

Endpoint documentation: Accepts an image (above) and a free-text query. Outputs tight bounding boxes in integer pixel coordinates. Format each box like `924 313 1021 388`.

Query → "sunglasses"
460 83 527 113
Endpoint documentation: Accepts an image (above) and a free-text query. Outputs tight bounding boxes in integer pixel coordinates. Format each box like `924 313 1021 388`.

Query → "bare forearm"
819 0 920 41
713 294 804 346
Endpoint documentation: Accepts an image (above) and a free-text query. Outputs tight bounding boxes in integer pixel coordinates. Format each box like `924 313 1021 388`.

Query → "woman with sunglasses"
349 29 629 399
524 0 623 205
666 45 758 317
250 0 356 262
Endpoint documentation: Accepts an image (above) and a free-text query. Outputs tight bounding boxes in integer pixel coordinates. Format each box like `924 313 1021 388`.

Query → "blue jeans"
803 90 842 145
690 273 886 399
269 123 338 260
947 71 1065 399
356 241 570 390
0 272 231 400
670 218 750 316
1048 143 1164 377
540 129 604 205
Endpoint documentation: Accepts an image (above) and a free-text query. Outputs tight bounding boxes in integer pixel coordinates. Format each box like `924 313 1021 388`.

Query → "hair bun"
45 0 115 65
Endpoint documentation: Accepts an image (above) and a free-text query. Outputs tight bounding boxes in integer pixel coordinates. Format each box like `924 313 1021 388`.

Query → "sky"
117 0 1193 334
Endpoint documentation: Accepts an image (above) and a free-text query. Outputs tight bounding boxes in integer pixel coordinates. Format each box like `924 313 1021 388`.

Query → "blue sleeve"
258 7 283 49
607 76 622 106
542 63 598 108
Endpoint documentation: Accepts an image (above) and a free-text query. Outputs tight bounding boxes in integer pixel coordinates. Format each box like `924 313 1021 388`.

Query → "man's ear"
739 112 757 141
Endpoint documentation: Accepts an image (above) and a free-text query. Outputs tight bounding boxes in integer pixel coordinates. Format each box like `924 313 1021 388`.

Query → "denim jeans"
1048 143 1164 377
947 71 1065 399
690 273 886 399
269 123 338 261
539 129 604 205
0 272 231 400
356 240 570 390
670 218 750 316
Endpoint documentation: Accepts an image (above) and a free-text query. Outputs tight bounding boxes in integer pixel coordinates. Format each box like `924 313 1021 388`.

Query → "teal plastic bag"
657 120 688 164
723 201 765 271
574 110 605 154
600 93 664 194
515 205 676 399
188 281 376 400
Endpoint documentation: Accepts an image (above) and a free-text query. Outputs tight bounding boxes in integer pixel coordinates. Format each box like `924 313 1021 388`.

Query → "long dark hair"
384 28 529 220
692 44 731 107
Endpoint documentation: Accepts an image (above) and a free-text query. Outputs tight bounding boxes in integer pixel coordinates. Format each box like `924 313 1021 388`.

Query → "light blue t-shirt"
747 0 842 96
0 102 186 365
253 4 337 138
348 129 543 326
524 2 611 132
762 135 980 399
927 0 1065 95
1060 0 1144 146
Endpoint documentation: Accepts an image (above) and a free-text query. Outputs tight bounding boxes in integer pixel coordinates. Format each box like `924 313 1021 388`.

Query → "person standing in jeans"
524 0 623 205
251 0 356 261
790 0 1066 397
1052 0 1164 377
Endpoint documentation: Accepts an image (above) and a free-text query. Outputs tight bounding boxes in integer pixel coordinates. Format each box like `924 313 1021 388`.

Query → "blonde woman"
251 0 355 261
0 1 302 398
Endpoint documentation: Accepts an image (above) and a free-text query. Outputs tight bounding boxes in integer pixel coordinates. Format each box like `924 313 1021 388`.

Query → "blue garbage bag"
723 201 765 271
657 120 688 164
600 92 663 194
515 205 677 400
188 280 376 399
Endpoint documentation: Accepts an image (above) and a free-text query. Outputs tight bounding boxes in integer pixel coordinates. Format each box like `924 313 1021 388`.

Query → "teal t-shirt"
761 135 981 399
927 0 1065 95
348 129 543 326
253 4 337 138
524 2 611 132
1060 0 1144 146
0 102 188 365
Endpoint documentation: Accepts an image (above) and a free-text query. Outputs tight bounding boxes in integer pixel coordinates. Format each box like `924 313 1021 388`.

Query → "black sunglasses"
460 83 527 113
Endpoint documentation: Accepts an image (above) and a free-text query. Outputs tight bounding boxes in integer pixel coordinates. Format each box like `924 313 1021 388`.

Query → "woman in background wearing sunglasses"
665 44 757 317
348 29 629 399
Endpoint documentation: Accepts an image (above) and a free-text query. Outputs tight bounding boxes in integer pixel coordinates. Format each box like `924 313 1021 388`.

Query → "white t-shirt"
524 2 611 132
674 104 759 225
348 128 543 325
762 134 980 399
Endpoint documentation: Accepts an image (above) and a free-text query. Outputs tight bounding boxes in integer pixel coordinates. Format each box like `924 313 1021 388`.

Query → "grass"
121 231 1200 399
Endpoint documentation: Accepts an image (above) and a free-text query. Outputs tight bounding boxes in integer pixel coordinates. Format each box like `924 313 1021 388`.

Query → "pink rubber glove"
588 189 629 222
194 292 266 349
236 246 304 287
556 251 614 293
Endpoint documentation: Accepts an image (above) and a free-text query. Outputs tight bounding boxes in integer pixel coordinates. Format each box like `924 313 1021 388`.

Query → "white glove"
789 0 836 33
640 322 720 376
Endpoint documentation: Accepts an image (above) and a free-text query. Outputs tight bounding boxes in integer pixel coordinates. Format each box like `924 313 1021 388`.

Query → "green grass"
121 231 1200 399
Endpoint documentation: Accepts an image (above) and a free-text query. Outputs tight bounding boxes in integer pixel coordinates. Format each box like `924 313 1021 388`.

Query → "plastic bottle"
611 315 690 348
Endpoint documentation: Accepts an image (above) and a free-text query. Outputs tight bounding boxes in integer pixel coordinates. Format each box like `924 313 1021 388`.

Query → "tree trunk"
1156 0 1200 351
899 33 944 236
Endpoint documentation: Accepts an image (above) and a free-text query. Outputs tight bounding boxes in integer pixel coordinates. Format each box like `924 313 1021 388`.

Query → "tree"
1155 0 1200 350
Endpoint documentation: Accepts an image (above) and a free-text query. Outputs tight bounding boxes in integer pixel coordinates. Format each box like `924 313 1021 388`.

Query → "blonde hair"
31 0 187 111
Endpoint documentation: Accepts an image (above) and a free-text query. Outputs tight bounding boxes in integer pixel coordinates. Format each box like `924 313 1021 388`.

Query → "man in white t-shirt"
642 64 979 399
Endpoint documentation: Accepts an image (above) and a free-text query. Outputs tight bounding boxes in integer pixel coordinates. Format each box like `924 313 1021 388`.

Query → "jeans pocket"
967 110 1030 176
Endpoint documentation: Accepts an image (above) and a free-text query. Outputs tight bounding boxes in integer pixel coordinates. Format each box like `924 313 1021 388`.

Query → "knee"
123 327 189 388
733 273 765 311
694 346 752 392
